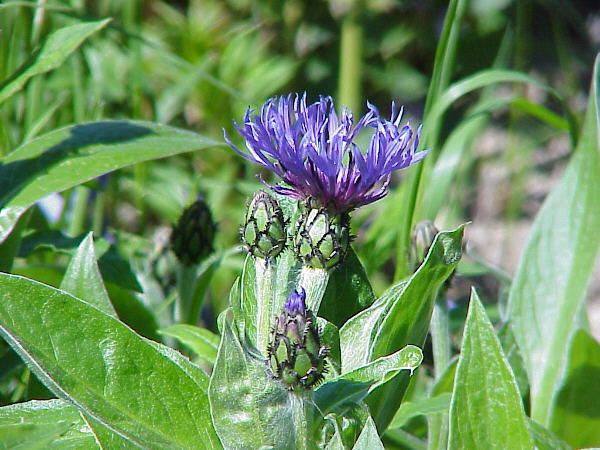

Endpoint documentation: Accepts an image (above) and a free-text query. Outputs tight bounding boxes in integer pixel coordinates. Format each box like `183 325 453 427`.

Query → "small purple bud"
284 288 307 316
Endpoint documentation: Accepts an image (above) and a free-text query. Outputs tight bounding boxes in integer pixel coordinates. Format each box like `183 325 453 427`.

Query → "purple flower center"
225 93 427 212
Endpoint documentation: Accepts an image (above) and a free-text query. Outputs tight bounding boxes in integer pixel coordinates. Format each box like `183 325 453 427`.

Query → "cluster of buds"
266 288 329 390
171 197 216 266
241 191 287 261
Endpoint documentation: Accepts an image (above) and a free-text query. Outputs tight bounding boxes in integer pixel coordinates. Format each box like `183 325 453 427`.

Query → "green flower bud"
171 197 216 266
267 288 329 391
241 191 287 261
294 206 350 270
409 220 439 271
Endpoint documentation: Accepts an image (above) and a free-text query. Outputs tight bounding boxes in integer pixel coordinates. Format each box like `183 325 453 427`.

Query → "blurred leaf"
209 309 295 449
0 399 96 449
508 54 600 425
315 345 422 417
106 283 161 341
0 208 30 272
0 19 111 105
59 232 116 317
0 273 220 448
159 324 219 366
320 248 375 327
353 415 384 449
551 329 600 447
449 289 533 449
389 393 452 429
0 120 221 243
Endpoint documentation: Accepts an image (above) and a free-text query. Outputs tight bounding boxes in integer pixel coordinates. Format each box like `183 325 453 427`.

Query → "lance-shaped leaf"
508 54 600 425
551 329 600 447
315 345 422 416
209 309 296 449
0 120 221 243
449 289 533 449
340 226 463 429
0 399 96 448
0 19 110 105
60 232 115 317
0 273 221 448
353 416 385 450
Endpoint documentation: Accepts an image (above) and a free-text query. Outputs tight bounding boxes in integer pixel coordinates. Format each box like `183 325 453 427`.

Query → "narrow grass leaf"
0 19 111 105
0 273 221 448
449 289 533 449
508 54 600 425
0 120 221 243
159 324 220 366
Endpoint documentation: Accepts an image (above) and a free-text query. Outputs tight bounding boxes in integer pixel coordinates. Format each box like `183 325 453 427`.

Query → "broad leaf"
0 273 220 448
319 248 375 327
60 232 115 316
0 120 221 243
209 309 295 449
551 329 600 447
0 19 111 104
0 399 96 449
315 345 422 416
449 289 533 449
508 54 600 425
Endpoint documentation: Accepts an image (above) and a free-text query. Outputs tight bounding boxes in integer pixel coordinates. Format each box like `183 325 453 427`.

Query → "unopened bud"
295 207 350 270
267 288 329 390
409 220 439 271
241 191 287 261
171 197 216 266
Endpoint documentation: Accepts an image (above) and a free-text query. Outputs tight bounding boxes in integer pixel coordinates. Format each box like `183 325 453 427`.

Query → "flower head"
283 288 306 316
225 93 427 212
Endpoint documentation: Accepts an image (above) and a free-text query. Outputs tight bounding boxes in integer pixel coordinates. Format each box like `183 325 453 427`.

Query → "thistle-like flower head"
225 93 427 212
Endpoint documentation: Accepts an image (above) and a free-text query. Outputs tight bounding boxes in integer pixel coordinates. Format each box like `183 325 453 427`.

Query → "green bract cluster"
241 191 287 261
171 198 216 266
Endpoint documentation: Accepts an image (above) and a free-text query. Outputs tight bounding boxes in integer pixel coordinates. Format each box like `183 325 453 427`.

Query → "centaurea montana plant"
226 93 428 271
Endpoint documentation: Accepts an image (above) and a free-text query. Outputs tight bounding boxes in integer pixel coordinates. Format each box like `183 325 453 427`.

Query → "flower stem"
298 266 330 313
337 2 363 114
290 392 313 450
255 258 275 356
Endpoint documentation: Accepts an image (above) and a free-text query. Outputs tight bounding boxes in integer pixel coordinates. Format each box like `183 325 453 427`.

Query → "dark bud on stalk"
171 197 216 266
266 288 329 391
295 205 350 270
409 220 439 271
241 191 287 261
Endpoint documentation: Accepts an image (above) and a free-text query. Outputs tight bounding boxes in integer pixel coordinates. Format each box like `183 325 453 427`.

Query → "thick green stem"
337 3 363 114
291 392 313 450
298 266 330 313
175 265 197 324
255 258 275 356
68 186 90 237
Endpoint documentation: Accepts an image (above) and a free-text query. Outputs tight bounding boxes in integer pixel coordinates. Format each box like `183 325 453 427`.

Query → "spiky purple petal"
225 93 427 212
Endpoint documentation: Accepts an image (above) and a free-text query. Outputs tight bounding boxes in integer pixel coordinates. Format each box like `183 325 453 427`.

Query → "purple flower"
225 93 427 212
284 288 307 316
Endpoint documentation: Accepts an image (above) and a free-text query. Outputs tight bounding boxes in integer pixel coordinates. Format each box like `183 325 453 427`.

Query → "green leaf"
319 248 375 327
0 273 220 448
340 226 463 429
0 120 221 243
528 419 571 450
0 19 111 105
315 345 422 416
60 232 116 317
0 399 97 449
353 416 384 450
83 414 140 449
508 54 600 425
159 324 220 366
449 289 533 449
389 393 452 429
551 329 600 447
209 309 295 449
